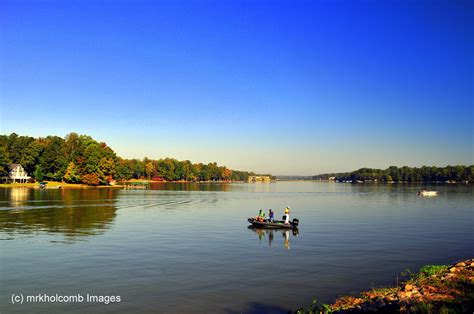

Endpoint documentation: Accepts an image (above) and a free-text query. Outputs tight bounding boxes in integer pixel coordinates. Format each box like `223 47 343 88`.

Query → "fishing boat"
247 217 299 229
418 190 438 196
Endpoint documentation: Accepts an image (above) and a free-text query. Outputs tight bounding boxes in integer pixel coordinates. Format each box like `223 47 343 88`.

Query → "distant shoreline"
277 179 472 184
1 180 472 189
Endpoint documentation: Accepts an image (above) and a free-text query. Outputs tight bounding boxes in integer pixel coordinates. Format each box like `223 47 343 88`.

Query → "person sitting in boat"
284 206 290 224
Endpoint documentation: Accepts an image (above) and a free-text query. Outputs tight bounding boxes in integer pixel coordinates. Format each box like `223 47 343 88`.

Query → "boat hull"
247 218 298 229
418 190 438 196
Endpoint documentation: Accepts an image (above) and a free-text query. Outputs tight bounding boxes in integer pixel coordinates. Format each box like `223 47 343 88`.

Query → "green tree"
0 144 10 176
131 159 144 179
39 136 67 180
115 158 133 180
64 162 80 183
33 165 43 181
145 160 154 180
98 157 116 183
180 160 194 181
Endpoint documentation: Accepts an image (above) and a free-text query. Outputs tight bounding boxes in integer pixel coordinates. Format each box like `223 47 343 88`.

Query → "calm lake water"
1 182 473 313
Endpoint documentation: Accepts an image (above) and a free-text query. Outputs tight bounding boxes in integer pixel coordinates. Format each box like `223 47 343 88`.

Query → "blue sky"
1 0 472 175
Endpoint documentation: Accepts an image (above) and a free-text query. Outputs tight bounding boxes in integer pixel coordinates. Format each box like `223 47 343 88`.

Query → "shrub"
419 265 449 277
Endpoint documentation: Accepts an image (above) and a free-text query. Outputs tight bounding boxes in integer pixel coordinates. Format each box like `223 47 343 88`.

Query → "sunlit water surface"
1 182 472 313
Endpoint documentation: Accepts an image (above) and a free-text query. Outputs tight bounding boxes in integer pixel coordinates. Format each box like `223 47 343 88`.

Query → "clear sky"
0 0 473 175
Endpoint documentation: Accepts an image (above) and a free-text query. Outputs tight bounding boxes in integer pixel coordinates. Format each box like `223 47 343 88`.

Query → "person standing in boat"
259 209 266 222
284 206 290 224
268 209 274 222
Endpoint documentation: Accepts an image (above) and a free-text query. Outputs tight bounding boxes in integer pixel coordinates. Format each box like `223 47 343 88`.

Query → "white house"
4 164 31 183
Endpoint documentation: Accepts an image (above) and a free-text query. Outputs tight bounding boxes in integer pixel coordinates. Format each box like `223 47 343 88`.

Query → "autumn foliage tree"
80 173 100 186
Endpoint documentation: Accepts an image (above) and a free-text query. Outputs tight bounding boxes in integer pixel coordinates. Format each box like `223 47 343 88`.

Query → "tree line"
0 133 257 185
313 165 474 182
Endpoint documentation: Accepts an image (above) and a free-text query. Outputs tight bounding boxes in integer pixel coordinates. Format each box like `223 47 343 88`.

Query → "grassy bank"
297 259 474 313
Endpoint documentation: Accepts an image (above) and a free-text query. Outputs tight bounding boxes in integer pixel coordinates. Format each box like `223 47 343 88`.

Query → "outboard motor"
292 218 299 227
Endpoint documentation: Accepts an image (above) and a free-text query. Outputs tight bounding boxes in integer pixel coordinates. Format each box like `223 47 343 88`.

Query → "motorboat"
418 190 438 196
247 217 299 229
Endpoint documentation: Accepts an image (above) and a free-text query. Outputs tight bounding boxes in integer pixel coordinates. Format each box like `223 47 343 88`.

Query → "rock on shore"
297 259 474 313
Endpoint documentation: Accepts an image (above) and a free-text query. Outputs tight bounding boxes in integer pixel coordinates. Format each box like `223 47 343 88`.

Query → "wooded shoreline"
0 180 250 189
1 180 472 189
313 165 474 183
0 133 265 185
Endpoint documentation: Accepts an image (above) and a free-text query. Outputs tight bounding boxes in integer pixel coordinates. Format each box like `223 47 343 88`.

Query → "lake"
0 182 472 313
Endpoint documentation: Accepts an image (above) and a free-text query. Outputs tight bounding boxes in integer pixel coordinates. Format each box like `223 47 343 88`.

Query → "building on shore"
3 164 31 183
248 175 271 182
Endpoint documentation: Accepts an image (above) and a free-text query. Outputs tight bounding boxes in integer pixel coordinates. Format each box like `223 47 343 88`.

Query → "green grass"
418 265 450 277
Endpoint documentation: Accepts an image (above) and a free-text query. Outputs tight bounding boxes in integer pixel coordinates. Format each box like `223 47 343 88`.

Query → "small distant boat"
247 218 299 229
418 190 438 196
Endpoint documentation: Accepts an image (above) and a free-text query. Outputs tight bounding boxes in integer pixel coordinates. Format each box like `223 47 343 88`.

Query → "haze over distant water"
1 0 472 175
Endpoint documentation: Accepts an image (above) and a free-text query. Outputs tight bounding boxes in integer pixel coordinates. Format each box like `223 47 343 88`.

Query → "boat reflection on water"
248 226 299 250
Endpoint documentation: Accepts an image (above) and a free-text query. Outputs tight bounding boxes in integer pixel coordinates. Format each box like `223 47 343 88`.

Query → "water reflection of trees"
7 187 30 205
248 227 299 250
0 188 119 241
